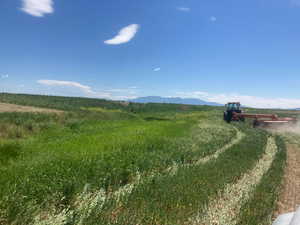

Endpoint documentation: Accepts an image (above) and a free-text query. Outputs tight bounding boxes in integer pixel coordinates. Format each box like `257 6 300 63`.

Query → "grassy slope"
0 93 289 225
0 93 217 113
0 94 235 224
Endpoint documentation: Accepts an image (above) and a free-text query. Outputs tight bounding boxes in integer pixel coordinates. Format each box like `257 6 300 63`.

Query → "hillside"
0 93 220 112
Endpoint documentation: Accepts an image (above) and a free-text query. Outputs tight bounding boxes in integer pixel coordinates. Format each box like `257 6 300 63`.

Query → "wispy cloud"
38 80 95 94
21 0 54 17
210 16 217 22
176 7 191 12
153 67 161 72
106 87 137 95
104 24 140 45
1 74 9 79
37 79 137 100
175 91 300 109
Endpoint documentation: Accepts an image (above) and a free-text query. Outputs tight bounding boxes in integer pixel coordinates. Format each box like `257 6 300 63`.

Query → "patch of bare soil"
0 102 63 114
275 144 300 216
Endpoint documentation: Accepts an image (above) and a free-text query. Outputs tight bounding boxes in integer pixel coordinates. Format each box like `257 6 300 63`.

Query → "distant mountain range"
130 96 222 106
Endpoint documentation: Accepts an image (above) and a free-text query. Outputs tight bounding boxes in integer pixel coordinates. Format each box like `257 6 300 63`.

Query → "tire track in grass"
33 126 243 225
187 137 278 225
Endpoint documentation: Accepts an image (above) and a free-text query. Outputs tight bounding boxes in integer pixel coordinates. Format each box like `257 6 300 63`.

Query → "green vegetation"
0 93 216 113
0 93 291 225
89 125 267 225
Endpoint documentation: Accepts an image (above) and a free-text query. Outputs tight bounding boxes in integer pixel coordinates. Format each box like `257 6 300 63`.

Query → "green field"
0 93 290 225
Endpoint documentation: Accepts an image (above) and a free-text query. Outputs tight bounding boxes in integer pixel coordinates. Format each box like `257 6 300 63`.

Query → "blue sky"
1 0 300 108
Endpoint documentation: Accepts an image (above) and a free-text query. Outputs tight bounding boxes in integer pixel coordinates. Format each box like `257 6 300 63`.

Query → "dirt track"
0 102 62 114
275 144 300 216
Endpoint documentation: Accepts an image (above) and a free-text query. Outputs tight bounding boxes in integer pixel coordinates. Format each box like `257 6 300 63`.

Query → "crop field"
0 93 292 225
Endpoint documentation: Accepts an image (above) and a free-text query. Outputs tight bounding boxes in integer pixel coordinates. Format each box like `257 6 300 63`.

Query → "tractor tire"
223 112 227 121
253 120 260 128
226 111 233 123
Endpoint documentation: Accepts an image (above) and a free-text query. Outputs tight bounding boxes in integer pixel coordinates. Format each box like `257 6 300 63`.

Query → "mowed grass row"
237 135 286 225
188 136 278 225
47 124 267 225
0 111 236 224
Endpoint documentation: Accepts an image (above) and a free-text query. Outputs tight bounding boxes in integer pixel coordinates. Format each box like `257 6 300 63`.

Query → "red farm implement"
223 102 298 128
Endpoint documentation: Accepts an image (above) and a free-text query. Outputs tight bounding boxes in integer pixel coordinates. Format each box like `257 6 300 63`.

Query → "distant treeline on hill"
0 93 221 113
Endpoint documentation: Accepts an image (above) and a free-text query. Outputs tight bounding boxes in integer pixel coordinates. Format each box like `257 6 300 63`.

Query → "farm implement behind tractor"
223 102 298 128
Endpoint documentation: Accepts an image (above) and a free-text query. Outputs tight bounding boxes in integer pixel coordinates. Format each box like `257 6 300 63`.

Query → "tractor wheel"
226 111 233 123
253 120 260 128
223 111 232 123
223 112 227 121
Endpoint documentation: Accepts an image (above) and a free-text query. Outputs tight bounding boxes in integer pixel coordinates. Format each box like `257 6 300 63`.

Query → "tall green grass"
0 110 236 224
0 108 138 140
0 112 62 139
0 93 289 225
84 125 267 225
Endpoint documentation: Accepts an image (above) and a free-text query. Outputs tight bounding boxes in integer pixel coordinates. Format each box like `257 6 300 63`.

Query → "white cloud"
21 0 54 17
153 67 161 72
176 7 191 12
175 91 300 109
38 80 95 94
105 86 138 96
1 74 9 79
210 16 217 22
37 79 138 100
104 24 140 45
113 95 138 100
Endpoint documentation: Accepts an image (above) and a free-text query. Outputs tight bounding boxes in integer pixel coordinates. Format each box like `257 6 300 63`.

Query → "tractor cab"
225 102 241 111
224 102 243 123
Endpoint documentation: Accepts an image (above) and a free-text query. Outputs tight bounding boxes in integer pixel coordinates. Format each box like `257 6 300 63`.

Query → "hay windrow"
188 137 278 225
166 127 244 175
195 127 244 164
